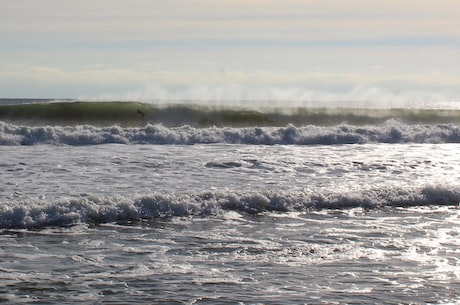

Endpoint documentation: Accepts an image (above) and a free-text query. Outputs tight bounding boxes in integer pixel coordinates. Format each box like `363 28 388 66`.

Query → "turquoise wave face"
0 101 151 127
1 101 460 127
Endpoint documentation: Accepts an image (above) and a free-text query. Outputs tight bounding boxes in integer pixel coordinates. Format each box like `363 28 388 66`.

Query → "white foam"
1 185 458 229
1 121 459 146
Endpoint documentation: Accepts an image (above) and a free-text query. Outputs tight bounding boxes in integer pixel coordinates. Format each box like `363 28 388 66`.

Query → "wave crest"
1 186 458 229
1 121 459 146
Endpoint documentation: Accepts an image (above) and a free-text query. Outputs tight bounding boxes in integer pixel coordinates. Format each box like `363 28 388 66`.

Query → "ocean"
0 99 459 304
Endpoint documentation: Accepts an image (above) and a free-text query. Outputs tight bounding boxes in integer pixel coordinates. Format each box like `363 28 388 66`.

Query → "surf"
1 120 459 145
1 185 459 229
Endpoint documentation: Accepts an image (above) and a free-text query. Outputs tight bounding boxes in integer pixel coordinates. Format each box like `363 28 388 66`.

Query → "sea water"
0 101 459 304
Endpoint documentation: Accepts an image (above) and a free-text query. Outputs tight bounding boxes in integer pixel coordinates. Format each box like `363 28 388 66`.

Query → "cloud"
2 0 460 46
2 58 460 99
4 63 459 88
2 0 460 100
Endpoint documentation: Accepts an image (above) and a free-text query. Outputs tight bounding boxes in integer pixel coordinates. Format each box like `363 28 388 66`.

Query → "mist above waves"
90 84 460 110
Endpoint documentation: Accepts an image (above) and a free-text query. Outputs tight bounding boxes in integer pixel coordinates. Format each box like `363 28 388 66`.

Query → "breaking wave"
1 120 459 145
1 185 458 229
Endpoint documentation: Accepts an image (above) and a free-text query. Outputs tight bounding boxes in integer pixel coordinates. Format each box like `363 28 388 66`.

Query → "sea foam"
1 185 458 229
1 121 459 146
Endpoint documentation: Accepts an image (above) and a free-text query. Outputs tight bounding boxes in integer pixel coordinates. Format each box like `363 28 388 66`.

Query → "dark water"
1 99 460 127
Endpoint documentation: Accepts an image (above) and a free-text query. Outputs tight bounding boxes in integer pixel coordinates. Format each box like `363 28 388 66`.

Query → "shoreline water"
1 98 459 304
1 206 459 304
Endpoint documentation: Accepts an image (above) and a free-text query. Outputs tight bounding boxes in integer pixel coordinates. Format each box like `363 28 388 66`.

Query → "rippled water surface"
1 207 459 304
2 143 459 199
1 143 459 304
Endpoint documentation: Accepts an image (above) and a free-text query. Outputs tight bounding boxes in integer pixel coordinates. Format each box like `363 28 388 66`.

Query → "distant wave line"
1 101 460 127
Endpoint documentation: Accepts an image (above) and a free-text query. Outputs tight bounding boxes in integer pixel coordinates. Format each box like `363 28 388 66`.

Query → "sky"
1 0 460 107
